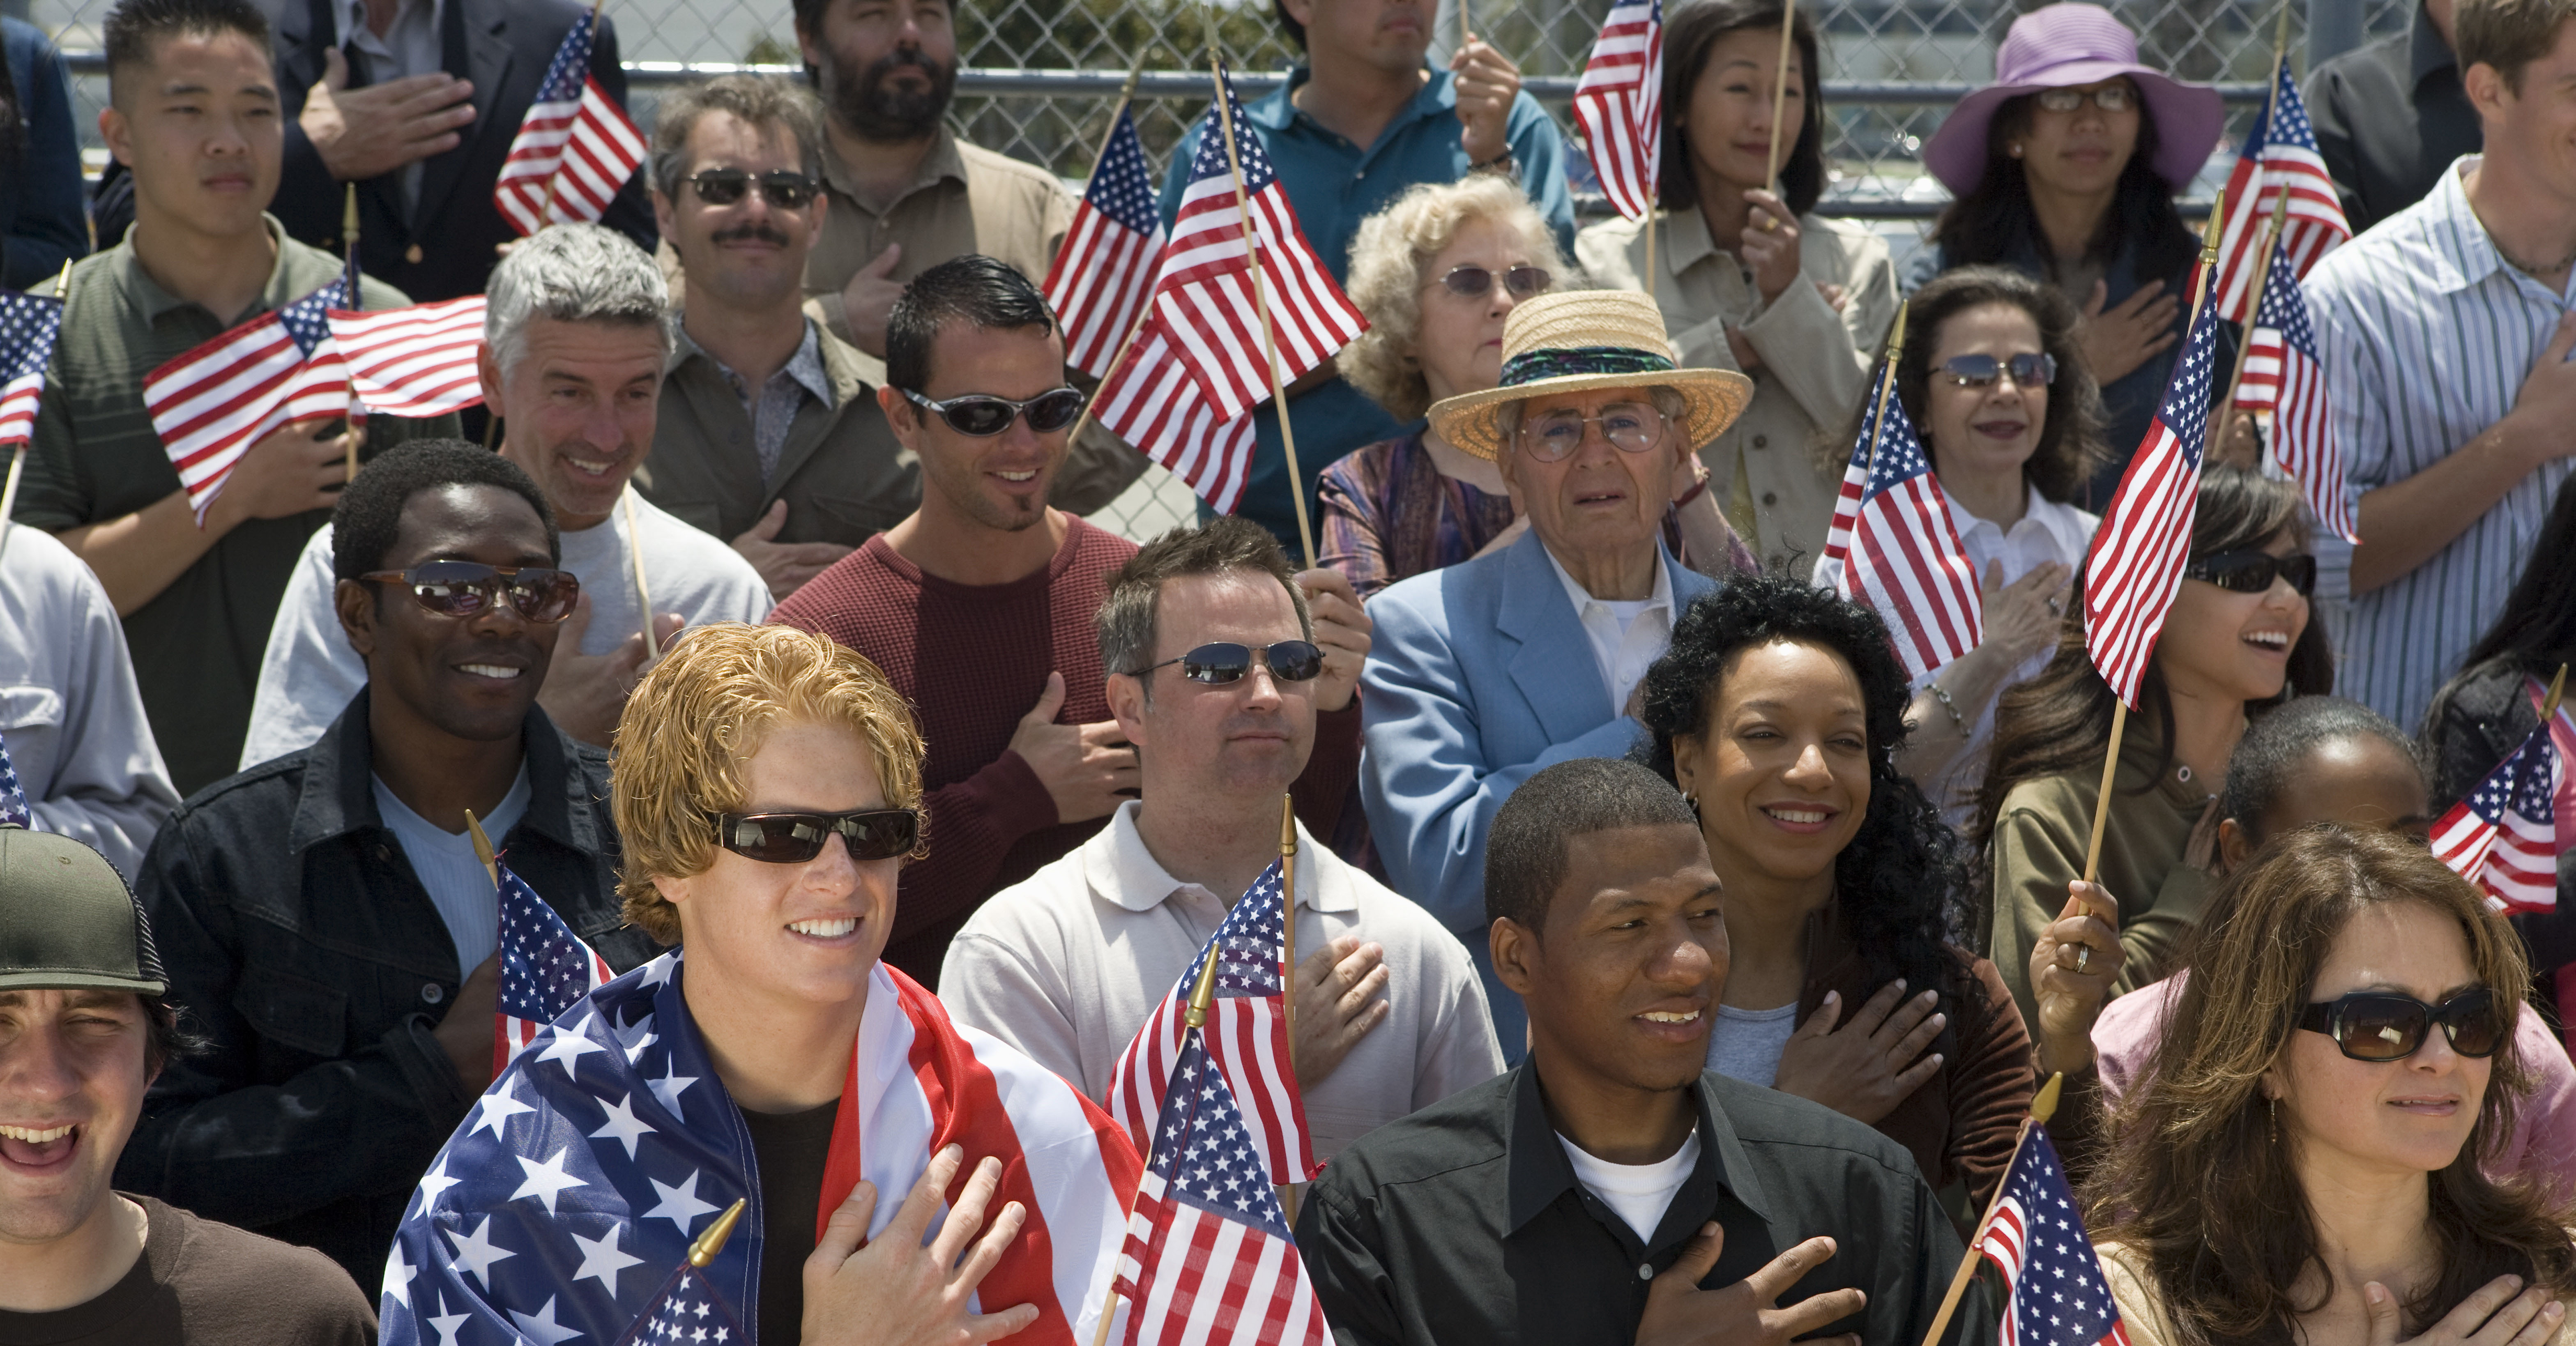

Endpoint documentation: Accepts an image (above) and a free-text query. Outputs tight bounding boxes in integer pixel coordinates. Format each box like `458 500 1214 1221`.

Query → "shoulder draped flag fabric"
330 297 489 419
0 287 66 447
493 13 648 237
1046 105 1167 381
1108 858 1317 1187
147 278 354 522
0 729 30 828
2083 267 2223 709
2431 722 2560 913
1114 1028 1332 1346
1815 384 1981 680
2212 64 2351 322
1573 0 1665 222
495 861 612 1074
2233 234 2358 543
380 954 1140 1346
1976 1125 2131 1346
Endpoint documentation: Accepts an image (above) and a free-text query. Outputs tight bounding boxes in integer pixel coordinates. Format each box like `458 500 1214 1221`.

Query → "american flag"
2532 676 2576 836
146 277 354 522
0 287 65 447
1814 373 1881 577
492 13 647 237
1108 858 1317 1187
2082 267 2222 708
495 860 612 1073
0 728 29 828
2211 64 2350 323
1046 105 1166 380
611 1262 746 1346
1573 0 1664 222
1813 382 1980 680
379 954 1139 1346
2431 722 2560 913
1976 1125 2131 1346
1090 67 1366 513
330 297 488 418
2233 234 2357 543
1112 1028 1332 1346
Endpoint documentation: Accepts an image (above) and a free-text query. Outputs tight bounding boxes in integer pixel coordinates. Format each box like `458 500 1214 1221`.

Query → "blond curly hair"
1337 176 1568 422
610 623 926 945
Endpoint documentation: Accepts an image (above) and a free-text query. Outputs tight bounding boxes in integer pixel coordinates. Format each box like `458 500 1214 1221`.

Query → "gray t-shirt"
235 487 773 768
370 762 529 972
1704 1001 1802 1089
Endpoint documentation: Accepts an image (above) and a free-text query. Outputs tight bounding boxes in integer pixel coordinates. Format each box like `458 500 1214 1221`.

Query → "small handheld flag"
329 297 489 419
493 12 647 237
2212 60 2350 323
0 286 66 449
147 278 355 522
612 1199 750 1346
1975 1126 2132 1346
1046 103 1166 381
2432 667 2565 913
2233 231 2358 543
494 859 613 1072
1573 0 1664 222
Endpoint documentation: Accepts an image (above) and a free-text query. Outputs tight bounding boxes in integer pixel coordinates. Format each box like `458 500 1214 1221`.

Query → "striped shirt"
2304 156 2576 730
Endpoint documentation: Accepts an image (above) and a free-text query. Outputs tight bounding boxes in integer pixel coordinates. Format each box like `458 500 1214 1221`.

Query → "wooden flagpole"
343 184 364 482
1059 57 1155 452
2207 186 2290 460
622 490 661 661
1861 301 1908 472
1915 1074 2065 1346
1278 793 1301 1225
465 809 500 890
1764 0 1798 191
1089 936 1231 1346
0 262 74 564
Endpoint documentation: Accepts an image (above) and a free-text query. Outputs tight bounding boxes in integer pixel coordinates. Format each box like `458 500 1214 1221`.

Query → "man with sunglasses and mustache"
120 441 660 1293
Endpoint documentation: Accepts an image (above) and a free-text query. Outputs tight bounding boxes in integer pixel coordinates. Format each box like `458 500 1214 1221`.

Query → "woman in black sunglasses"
2086 826 2576 1346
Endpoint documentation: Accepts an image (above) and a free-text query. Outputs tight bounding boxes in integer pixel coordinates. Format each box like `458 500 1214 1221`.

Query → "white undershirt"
1558 1130 1702 1245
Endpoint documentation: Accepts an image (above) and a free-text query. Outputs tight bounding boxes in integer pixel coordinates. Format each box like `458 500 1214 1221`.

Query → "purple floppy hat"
1921 3 2225 197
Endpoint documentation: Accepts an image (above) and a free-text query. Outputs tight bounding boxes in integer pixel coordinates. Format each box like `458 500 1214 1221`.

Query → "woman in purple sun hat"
1904 2 2227 506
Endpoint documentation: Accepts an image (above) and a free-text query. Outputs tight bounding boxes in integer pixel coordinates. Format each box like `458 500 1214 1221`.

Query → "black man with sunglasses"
121 442 658 1293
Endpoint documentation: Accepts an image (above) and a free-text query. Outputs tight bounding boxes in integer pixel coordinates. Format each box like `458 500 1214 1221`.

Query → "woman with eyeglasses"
2085 826 2576 1346
1574 0 1899 572
1823 266 2110 828
1910 4 2226 500
1325 176 1753 601
1974 466 2333 1035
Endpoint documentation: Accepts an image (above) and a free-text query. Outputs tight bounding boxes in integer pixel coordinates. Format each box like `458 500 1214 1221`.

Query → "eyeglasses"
900 386 1087 437
1519 402 1670 462
1939 352 2057 389
712 808 920 864
2184 550 2317 596
1431 264 1552 299
1127 640 1325 685
685 168 822 210
2033 85 2135 114
2298 988 2506 1062
358 562 582 623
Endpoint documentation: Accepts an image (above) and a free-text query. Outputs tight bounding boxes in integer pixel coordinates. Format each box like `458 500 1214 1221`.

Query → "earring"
1683 792 1702 821
2007 142 2024 158
2268 1096 2278 1145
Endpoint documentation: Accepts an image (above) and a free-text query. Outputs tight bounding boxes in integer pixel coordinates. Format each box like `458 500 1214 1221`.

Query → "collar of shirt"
1503 1065 1770 1238
672 317 837 412
1250 65 1459 161
2414 156 2553 298
1542 538 1676 626
820 124 968 219
338 0 443 64
286 685 602 856
1939 479 2095 573
112 214 318 326
2411 4 2459 87
1082 798 1356 916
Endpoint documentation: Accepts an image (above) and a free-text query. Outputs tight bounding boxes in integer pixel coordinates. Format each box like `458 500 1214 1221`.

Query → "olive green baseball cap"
0 826 168 996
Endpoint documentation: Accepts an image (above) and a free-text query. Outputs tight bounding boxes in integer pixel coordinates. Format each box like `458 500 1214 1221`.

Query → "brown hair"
649 74 824 200
1095 517 1312 698
2086 826 2575 1344
2458 0 2576 93
610 624 926 944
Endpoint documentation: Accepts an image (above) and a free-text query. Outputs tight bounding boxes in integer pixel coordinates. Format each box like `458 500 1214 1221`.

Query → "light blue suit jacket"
1360 529 1720 1054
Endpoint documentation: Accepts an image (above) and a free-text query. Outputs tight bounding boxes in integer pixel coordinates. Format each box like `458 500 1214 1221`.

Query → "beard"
820 47 956 143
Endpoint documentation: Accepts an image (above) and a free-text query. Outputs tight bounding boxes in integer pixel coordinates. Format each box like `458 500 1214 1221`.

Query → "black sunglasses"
2299 988 2506 1062
901 386 1087 437
1939 352 2057 389
359 562 581 623
686 168 822 210
1433 264 1552 299
2184 550 2318 596
712 808 920 864
1128 640 1325 685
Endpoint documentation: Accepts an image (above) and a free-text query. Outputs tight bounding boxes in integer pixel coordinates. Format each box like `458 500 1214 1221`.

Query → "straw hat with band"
1921 2 2224 198
1428 291 1752 462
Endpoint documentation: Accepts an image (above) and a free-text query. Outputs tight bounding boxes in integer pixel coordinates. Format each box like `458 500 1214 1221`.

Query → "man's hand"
1737 189 1803 304
1449 38 1521 166
839 244 905 358
1290 936 1388 1088
803 1146 1040 1346
2500 311 2576 470
536 593 685 747
1008 671 1137 824
430 955 501 1092
299 48 475 183
1769 981 1945 1125
2077 278 2180 387
1294 568 1371 713
1635 1226 1864 1346
732 501 854 600
212 419 356 527
2029 881 2122 1077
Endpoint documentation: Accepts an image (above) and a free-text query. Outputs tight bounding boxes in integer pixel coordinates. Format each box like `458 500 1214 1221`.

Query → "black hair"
1657 0 1825 216
1485 757 1699 934
330 439 558 584
1274 0 1306 50
0 31 22 167
1632 573 1980 999
2452 471 2576 683
2217 696 2420 845
884 254 1057 397
103 0 271 85
1925 87 2198 293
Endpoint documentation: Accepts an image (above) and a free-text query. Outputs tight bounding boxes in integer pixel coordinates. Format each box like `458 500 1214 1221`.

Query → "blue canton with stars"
1860 382 1936 500
1183 67 1280 196
2154 288 2221 470
1179 858 1288 1004
2254 232 2319 360
0 728 30 828
499 863 604 1025
1146 1031 1294 1240
1087 106 1161 236
615 1262 746 1346
279 278 353 359
2468 727 2557 830
0 287 64 387
2267 62 2323 156
533 12 601 108
1982 1127 2126 1346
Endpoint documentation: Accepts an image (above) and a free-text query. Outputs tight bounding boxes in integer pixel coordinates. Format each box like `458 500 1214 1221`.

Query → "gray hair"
1495 384 1691 450
483 223 675 373
649 75 825 200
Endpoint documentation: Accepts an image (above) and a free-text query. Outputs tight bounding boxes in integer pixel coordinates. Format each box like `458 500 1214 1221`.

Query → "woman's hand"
2078 278 2180 386
2367 1274 2566 1346
1770 981 1945 1125
2211 409 2262 469
1739 189 1803 304
1979 559 2071 670
2028 881 2122 1077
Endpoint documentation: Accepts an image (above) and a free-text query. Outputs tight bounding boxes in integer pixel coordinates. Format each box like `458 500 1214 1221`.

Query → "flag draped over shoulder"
494 860 611 1073
330 297 489 419
1046 105 1166 381
2431 722 2561 913
0 286 65 447
379 953 1140 1346
2211 63 2350 323
493 13 647 237
1812 378 1980 680
1572 0 1664 222
146 277 354 522
1975 1126 2131 1346
0 729 29 828
2232 233 2357 543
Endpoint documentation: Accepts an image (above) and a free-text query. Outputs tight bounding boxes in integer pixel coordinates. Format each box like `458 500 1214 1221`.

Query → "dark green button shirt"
1296 1064 1991 1346
12 216 457 795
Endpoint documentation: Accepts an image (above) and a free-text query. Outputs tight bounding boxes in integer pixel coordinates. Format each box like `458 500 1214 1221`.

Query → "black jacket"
2424 659 2576 1014
118 689 658 1294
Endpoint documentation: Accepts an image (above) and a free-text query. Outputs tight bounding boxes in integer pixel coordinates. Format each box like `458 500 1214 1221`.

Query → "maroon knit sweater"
770 517 1360 986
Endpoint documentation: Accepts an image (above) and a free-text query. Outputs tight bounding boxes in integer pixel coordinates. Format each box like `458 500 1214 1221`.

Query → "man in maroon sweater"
771 255 1369 985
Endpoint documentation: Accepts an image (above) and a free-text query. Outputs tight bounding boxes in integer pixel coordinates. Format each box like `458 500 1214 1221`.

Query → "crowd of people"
5 0 2576 1341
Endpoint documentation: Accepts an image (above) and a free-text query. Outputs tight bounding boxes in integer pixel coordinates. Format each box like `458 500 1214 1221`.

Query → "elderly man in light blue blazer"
1361 291 1755 1055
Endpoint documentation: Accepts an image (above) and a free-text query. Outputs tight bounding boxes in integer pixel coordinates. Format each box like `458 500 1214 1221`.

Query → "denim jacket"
117 689 660 1292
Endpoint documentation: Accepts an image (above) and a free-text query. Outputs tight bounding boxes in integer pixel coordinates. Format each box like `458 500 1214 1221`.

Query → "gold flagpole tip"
1184 939 1223 1028
2545 664 2569 721
2200 188 2227 259
2031 1072 2064 1125
1278 793 1298 856
464 809 499 887
1885 300 1908 361
689 1199 748 1267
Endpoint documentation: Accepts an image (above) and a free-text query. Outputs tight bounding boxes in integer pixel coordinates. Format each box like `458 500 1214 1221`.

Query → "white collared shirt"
1542 543 1678 715
1925 481 2098 826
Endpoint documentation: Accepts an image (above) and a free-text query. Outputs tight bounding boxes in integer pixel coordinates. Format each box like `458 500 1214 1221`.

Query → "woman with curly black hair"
1632 572 2119 1210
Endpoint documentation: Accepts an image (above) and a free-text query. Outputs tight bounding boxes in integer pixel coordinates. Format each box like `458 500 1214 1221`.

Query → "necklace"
2492 235 2576 278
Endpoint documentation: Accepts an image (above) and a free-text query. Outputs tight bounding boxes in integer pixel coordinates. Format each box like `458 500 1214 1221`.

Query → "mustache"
711 221 791 246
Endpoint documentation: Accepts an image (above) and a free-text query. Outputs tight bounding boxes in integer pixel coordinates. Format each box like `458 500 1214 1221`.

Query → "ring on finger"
2074 945 2091 974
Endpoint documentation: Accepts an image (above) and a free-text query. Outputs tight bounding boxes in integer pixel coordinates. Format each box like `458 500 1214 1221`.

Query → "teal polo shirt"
1158 67 1575 553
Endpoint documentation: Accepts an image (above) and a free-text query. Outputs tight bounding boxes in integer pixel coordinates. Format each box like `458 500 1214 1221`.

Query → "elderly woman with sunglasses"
2085 826 2576 1346
1325 176 1752 600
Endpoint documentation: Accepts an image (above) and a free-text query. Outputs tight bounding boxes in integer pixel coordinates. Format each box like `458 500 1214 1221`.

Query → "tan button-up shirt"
803 126 1075 347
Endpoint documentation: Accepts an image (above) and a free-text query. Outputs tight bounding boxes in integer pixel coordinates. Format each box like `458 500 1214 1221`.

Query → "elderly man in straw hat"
1359 289 1751 1053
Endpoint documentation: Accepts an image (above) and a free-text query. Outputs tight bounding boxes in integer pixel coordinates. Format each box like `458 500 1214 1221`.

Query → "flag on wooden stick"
2211 62 2349 323
1573 0 1664 221
329 297 489 419
0 287 65 448
2233 231 2357 542
1046 104 1165 381
2432 720 2562 913
1816 377 1981 681
493 12 647 237
147 278 355 522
